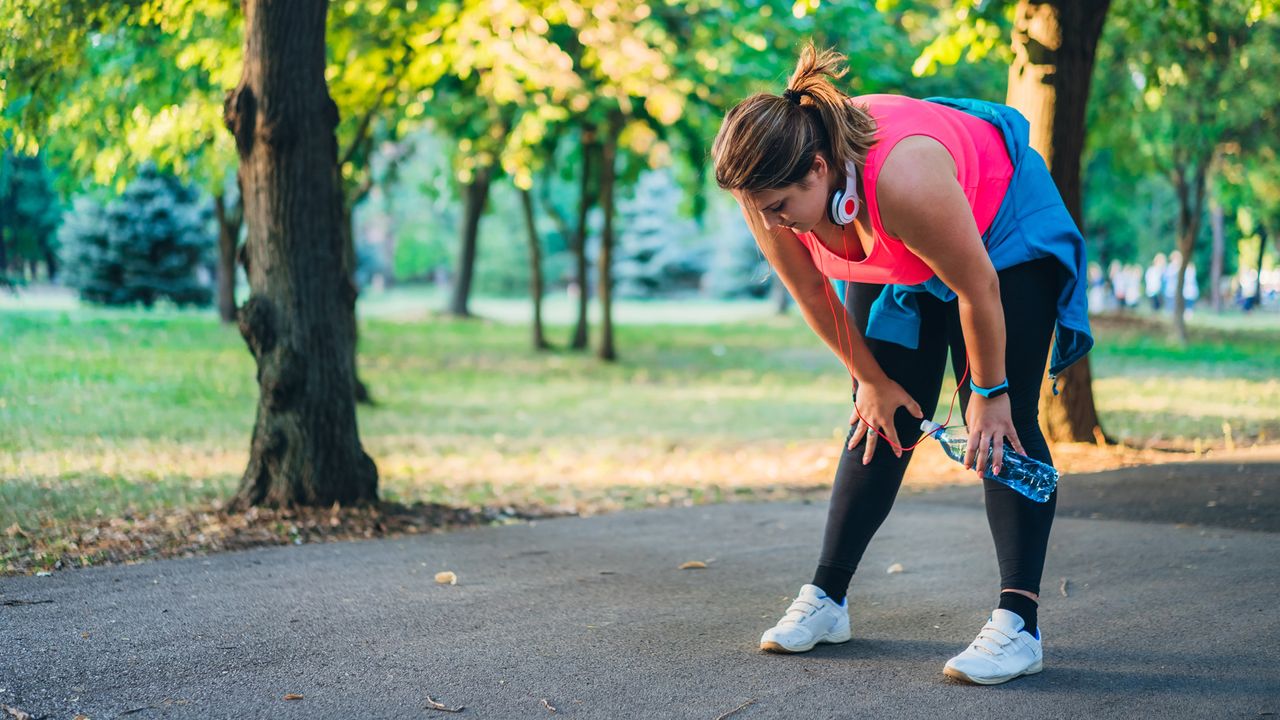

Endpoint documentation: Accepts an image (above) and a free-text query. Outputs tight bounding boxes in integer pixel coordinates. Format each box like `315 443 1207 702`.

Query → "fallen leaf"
886 563 904 574
2 704 34 720
283 693 303 701
435 571 458 585
679 561 707 570
425 695 464 713
714 698 757 720
4 523 28 539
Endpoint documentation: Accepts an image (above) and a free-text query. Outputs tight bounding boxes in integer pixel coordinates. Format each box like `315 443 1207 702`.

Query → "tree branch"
337 47 414 171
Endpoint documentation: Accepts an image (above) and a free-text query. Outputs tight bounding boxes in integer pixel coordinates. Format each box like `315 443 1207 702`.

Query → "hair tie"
782 88 805 105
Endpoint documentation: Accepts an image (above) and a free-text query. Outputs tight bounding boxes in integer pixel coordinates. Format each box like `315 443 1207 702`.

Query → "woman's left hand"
964 394 1026 477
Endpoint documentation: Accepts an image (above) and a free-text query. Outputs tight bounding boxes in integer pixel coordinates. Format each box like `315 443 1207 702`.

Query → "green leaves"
1 0 1011 212
1097 0 1279 175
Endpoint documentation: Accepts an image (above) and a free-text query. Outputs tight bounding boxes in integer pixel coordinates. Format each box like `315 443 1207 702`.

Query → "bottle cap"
920 419 944 436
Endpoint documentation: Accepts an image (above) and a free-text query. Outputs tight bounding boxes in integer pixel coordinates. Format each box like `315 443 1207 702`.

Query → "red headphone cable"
819 207 969 454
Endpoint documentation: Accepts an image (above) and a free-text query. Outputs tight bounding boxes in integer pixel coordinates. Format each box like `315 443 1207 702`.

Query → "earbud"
828 161 861 226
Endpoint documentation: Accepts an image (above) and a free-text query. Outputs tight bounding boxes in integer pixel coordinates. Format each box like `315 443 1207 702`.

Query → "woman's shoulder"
849 93 929 113
872 138 960 240
854 95 951 151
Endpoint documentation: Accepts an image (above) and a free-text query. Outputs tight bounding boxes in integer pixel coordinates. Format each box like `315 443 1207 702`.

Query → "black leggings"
817 257 1061 596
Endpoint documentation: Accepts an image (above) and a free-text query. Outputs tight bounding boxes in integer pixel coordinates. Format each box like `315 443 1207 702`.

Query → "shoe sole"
759 627 852 654
943 659 1043 685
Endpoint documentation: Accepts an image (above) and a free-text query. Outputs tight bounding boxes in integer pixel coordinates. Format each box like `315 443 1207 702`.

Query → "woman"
711 43 1093 685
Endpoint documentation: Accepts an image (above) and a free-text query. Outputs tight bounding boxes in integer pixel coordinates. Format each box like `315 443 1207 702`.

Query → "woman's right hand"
847 376 924 464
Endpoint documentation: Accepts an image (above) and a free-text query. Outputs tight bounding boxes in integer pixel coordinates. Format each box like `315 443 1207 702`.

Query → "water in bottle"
919 420 1058 503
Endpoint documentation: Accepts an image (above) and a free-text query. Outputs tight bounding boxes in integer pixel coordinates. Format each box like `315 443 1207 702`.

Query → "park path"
2 451 1278 719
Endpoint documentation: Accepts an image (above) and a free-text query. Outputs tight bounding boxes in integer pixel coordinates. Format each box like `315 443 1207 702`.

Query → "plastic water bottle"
919 420 1058 503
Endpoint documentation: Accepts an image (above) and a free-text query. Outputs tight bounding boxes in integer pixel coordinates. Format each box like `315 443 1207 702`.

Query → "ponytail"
711 41 876 197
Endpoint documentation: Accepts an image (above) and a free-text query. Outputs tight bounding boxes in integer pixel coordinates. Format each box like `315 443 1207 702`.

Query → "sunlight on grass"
3 295 1279 535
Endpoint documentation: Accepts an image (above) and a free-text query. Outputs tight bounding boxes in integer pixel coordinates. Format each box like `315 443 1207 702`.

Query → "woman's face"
739 154 837 234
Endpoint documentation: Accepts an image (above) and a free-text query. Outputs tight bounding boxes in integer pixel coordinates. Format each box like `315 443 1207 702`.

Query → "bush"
613 171 709 298
60 163 213 307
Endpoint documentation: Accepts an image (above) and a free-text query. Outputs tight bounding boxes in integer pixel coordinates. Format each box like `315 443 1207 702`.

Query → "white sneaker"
759 583 852 653
943 608 1043 685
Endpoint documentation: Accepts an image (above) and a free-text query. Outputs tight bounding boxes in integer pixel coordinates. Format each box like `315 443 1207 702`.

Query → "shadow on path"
915 449 1280 532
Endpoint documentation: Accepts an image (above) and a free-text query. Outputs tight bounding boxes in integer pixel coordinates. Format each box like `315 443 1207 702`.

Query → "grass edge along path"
3 298 1278 575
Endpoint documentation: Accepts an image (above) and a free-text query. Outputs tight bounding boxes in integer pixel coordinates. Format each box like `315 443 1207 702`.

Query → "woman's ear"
810 154 828 178
809 154 835 189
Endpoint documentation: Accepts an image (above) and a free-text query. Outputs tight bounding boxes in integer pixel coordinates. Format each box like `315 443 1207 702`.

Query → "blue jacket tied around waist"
856 97 1094 380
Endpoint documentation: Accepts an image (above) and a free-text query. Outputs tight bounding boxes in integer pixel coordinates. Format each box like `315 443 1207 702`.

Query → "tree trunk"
449 165 493 317
520 186 550 351
1209 199 1225 313
773 276 792 315
597 115 621 362
213 191 244 324
222 0 377 509
571 127 597 350
1005 0 1110 443
42 242 58 281
1257 225 1270 305
1171 160 1208 345
339 198 373 404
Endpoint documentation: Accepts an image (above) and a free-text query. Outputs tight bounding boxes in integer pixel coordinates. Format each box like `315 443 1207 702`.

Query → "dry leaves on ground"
1 440 1226 577
2 501 566 576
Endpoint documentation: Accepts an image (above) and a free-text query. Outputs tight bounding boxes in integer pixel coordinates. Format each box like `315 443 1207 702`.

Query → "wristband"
969 378 1009 399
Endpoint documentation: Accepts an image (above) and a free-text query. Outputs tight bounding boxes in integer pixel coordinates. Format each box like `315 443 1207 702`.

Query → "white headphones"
828 160 861 226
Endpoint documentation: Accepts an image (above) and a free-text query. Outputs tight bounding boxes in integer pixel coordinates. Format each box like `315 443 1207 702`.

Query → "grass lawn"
3 287 1278 571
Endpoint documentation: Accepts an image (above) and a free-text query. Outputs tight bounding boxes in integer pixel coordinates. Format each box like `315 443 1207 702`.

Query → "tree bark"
1005 0 1110 443
597 115 621 362
222 0 377 509
571 126 597 350
1209 199 1225 313
520 186 550 351
213 191 244 324
448 164 493 317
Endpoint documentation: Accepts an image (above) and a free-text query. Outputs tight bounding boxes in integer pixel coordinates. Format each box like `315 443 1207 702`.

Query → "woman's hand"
964 394 1026 477
847 377 924 464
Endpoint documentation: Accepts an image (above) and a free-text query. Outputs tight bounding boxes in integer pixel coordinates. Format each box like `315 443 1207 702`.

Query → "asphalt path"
3 451 1278 719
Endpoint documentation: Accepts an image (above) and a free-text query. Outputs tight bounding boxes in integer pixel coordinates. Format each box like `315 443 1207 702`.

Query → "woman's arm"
741 204 923 459
876 136 1024 473
740 204 886 388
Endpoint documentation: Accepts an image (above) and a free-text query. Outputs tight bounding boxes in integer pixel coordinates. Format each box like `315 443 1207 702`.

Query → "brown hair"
711 41 877 236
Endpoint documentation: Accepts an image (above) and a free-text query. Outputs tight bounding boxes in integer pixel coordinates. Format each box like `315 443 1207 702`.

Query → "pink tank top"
795 94 1014 285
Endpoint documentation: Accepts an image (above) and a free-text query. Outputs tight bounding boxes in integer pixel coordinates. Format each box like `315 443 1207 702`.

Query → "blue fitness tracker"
969 378 1010 399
